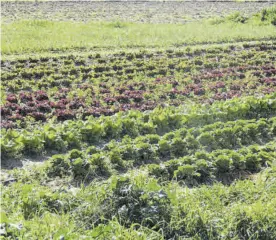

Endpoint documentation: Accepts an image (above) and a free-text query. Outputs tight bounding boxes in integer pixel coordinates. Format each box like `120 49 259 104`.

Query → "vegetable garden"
1 2 276 239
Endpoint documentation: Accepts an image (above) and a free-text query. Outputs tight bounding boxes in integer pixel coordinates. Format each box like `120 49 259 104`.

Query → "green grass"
2 19 276 54
2 165 276 239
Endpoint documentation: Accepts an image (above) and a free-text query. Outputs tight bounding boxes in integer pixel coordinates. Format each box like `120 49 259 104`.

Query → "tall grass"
2 19 276 54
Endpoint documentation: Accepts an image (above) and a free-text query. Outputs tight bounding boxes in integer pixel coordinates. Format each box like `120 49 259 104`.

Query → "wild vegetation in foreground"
1 4 276 240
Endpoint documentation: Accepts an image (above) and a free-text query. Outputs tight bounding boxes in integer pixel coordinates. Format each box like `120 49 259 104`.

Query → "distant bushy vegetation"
259 6 276 25
210 6 276 25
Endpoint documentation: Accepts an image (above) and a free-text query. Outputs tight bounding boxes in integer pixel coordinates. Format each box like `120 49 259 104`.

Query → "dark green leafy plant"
47 154 70 177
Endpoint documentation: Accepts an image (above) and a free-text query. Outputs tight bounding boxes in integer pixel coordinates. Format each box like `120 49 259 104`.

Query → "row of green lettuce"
46 139 275 185
6 114 275 185
2 93 276 160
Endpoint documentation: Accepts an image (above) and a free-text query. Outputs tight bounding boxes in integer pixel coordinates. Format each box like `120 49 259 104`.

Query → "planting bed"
1 41 276 128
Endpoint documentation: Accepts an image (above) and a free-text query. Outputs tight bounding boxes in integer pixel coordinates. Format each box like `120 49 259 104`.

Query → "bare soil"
2 1 275 23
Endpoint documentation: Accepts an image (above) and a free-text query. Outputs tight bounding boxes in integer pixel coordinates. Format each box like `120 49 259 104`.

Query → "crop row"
2 41 274 70
46 139 276 185
2 41 275 84
1 42 275 92
100 117 276 166
2 94 276 160
1 64 275 128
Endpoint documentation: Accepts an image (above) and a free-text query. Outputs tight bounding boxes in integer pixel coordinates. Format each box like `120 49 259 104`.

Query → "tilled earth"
2 1 275 23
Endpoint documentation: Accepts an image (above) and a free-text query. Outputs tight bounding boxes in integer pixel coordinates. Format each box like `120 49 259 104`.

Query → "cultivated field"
2 1 275 23
1 1 276 239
